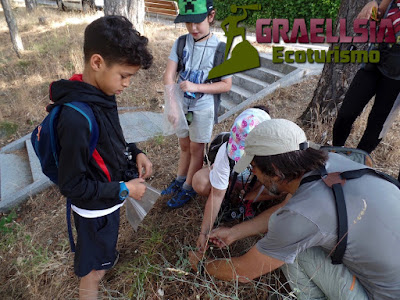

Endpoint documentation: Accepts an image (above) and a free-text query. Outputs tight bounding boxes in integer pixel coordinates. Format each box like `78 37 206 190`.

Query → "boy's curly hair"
84 15 153 69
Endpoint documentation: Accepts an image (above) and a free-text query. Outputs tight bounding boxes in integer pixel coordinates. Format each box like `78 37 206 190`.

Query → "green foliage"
153 134 164 145
0 210 17 234
0 211 20 251
17 60 32 68
0 121 19 138
214 0 341 27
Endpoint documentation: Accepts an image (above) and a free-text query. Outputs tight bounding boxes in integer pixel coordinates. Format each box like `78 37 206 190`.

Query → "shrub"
213 0 341 27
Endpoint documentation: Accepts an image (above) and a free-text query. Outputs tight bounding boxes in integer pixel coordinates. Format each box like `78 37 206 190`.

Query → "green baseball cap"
174 0 214 24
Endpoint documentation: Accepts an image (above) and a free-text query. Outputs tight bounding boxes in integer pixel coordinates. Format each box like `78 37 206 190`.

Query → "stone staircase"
218 53 298 119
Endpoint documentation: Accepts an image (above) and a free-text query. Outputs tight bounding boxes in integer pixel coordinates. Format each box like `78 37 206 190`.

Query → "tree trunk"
299 0 370 125
0 0 24 58
104 0 145 34
24 0 37 13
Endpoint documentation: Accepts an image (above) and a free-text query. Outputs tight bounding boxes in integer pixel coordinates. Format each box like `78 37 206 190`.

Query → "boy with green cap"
162 0 232 208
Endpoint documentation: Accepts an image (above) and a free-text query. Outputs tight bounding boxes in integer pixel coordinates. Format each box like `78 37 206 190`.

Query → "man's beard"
267 181 280 196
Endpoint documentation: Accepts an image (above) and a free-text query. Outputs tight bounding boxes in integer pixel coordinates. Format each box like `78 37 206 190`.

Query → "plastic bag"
163 84 189 136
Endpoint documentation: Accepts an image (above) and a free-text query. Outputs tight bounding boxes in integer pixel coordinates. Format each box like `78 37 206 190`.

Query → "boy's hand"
196 233 209 253
136 153 153 179
180 81 198 93
125 178 146 200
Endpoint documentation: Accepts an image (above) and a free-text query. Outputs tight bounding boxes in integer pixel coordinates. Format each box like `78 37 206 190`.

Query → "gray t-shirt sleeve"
168 38 179 63
256 209 322 264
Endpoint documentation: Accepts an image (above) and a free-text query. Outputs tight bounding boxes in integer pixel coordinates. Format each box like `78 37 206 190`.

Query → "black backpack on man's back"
176 34 226 124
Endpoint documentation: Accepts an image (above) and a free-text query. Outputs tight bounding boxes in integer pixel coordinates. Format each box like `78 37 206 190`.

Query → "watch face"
121 190 129 197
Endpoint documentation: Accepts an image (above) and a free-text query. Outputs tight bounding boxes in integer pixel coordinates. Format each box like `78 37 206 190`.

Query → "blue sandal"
167 188 197 208
161 179 183 196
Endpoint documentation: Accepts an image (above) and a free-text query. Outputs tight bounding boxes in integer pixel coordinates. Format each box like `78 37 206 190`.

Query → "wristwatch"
119 181 129 201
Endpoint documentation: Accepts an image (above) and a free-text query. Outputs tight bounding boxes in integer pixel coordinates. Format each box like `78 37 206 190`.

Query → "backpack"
319 145 373 167
204 132 258 223
300 147 400 265
176 34 226 124
31 102 99 184
31 101 99 252
204 132 232 167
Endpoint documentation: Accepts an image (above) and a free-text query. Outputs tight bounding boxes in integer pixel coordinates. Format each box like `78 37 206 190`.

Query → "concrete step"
243 67 284 84
260 53 297 75
26 140 47 182
233 73 268 94
219 94 236 115
119 111 164 143
226 84 253 105
0 150 32 201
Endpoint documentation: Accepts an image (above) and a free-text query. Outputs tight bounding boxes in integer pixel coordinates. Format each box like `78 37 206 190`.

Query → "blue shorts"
73 209 120 277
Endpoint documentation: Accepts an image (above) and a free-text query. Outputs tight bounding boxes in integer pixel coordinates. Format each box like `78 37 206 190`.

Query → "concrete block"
0 177 53 212
125 184 160 231
0 133 30 154
26 140 46 182
220 96 236 115
233 73 268 94
218 81 282 123
227 85 252 104
0 152 32 201
119 112 163 143
260 53 297 75
243 67 284 84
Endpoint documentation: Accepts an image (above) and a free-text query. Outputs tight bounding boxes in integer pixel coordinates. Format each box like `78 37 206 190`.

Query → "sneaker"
167 188 197 208
161 179 183 196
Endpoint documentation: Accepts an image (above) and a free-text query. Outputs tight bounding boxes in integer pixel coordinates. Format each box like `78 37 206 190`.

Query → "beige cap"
233 119 308 173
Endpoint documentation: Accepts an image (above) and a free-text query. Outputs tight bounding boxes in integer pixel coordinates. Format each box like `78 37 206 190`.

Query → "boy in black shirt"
51 16 153 299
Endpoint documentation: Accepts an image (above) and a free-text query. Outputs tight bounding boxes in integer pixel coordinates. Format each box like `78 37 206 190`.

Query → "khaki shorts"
177 106 214 143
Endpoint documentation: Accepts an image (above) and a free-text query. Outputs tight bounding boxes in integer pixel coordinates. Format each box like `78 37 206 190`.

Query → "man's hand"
180 81 198 93
125 178 146 200
357 1 379 19
188 250 204 272
136 153 153 179
208 227 236 248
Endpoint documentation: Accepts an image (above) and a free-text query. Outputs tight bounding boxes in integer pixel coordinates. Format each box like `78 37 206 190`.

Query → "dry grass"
0 5 399 300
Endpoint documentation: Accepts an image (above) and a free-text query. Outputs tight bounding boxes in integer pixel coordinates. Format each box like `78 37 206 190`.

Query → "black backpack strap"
226 171 238 200
213 42 226 73
176 34 187 74
66 198 75 252
330 181 348 265
318 166 348 265
300 165 400 264
242 174 258 199
301 166 348 264
340 168 400 189
207 42 226 124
